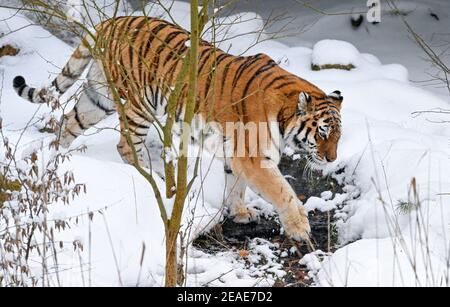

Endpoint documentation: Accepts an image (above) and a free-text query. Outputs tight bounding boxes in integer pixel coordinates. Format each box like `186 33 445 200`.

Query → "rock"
221 217 280 241
278 156 344 200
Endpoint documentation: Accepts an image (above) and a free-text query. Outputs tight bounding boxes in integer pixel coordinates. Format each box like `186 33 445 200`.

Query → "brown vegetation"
0 44 20 58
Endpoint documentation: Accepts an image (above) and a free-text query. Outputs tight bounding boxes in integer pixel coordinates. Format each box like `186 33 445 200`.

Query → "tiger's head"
284 90 343 166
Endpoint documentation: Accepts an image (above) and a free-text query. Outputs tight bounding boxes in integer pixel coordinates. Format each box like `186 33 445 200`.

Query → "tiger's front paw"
229 200 259 224
279 204 311 241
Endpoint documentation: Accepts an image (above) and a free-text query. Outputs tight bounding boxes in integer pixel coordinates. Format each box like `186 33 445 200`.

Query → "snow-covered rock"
312 39 360 69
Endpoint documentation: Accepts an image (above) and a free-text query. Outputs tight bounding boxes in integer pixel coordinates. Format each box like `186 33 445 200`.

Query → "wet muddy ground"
193 156 346 287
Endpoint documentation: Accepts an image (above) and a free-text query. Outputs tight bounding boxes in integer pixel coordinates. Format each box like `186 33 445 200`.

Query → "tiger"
13 16 343 241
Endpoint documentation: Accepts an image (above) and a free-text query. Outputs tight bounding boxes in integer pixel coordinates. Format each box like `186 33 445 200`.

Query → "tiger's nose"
326 156 336 162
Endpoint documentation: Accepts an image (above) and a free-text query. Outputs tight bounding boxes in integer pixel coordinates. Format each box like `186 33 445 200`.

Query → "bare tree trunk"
164 0 202 288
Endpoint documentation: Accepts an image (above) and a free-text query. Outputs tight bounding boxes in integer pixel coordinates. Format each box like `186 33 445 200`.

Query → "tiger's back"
96 17 325 124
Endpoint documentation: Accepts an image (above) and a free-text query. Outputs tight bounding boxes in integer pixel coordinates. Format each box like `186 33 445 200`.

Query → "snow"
1 0 450 287
299 250 330 279
304 193 348 213
315 234 450 287
312 39 360 68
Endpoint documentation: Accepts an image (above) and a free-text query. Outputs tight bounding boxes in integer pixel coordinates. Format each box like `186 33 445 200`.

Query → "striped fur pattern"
284 91 342 166
13 16 343 242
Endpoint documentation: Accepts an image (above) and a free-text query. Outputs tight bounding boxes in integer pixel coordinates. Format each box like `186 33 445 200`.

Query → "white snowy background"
0 0 449 286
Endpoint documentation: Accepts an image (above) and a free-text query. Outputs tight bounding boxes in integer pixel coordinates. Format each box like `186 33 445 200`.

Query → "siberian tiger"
13 16 343 241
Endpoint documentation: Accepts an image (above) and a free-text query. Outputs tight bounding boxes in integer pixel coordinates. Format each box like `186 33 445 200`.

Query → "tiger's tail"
13 38 93 104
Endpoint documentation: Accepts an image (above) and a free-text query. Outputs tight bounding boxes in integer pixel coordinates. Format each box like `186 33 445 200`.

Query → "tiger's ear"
297 92 313 115
329 90 343 103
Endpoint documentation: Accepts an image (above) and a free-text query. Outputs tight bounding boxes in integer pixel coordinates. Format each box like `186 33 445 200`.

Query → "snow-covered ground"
0 0 449 286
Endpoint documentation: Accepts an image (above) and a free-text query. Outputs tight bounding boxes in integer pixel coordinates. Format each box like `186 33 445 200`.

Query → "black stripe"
145 22 172 55
231 56 264 120
154 86 160 107
198 48 214 75
17 85 27 97
297 121 306 135
152 84 166 112
147 26 177 80
220 57 244 97
130 18 150 84
302 127 311 143
113 18 136 84
198 47 211 61
118 17 138 43
153 31 185 82
257 64 278 86
207 53 233 95
28 88 35 102
203 53 230 98
274 81 297 90
127 116 150 130
242 60 277 99
204 73 213 99
285 90 299 98
166 46 187 84
155 31 185 62
316 105 340 113
314 97 328 102
175 85 188 122
293 137 302 147
138 30 154 83
163 38 186 66
127 19 148 87
133 131 148 137
85 88 115 115
165 60 179 86
163 31 185 47
144 87 156 109
66 129 78 138
232 54 263 89
315 105 330 112
52 79 61 93
215 53 231 66
124 17 141 34
204 53 231 98
148 87 157 109
62 66 77 79
130 18 148 42
105 18 124 68
73 105 88 130
264 75 288 90
132 99 153 120
279 122 285 136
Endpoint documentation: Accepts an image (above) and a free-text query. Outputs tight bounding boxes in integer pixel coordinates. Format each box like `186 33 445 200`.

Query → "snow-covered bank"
1 0 450 286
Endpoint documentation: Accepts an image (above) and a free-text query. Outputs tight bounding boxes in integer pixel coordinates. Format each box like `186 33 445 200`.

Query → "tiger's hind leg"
59 62 115 147
224 161 259 224
116 99 153 167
